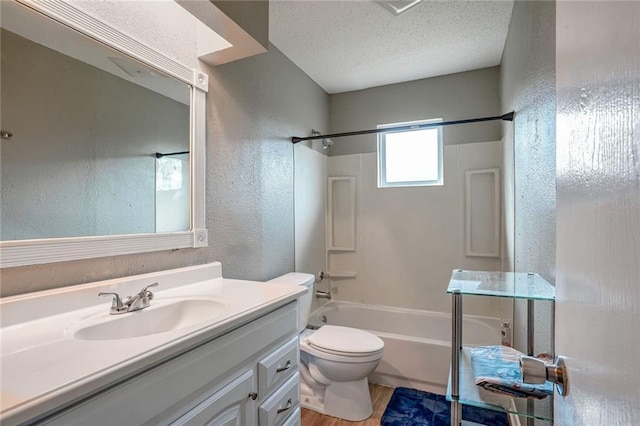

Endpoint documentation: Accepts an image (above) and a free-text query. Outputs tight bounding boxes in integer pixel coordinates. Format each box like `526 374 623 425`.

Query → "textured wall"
0 4 329 296
68 0 200 69
205 44 329 281
328 67 502 156
555 2 640 423
500 0 556 354
212 1 269 50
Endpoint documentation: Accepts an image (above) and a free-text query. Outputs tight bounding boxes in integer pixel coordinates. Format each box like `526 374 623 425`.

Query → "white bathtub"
308 301 502 395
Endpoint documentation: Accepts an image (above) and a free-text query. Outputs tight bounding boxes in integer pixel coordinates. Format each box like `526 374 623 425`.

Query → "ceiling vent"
375 0 424 15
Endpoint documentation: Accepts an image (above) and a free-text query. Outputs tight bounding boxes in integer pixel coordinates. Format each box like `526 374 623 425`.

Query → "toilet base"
300 377 373 421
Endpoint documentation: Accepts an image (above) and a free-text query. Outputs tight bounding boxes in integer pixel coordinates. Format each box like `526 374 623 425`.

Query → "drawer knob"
276 360 292 373
277 398 293 414
248 392 258 401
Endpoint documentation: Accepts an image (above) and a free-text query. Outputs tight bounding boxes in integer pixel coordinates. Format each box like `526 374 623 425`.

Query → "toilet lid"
307 325 384 355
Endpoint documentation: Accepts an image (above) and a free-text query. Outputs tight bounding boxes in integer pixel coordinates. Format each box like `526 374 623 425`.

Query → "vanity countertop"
0 263 306 425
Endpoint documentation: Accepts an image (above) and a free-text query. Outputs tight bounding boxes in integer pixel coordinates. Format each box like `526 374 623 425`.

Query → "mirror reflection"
0 2 191 241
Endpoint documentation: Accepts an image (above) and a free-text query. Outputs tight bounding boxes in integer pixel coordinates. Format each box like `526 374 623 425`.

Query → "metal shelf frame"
447 270 556 426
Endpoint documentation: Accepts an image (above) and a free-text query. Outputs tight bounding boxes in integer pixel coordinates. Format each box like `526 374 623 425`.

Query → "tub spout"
315 290 331 300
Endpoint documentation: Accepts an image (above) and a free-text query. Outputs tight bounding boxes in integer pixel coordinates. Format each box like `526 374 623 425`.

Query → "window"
377 118 443 188
156 157 184 191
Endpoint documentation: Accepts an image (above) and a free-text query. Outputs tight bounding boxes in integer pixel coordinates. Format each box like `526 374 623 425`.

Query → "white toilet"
268 273 384 421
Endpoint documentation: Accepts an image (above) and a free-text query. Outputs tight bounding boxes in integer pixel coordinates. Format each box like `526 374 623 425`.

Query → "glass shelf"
446 270 555 301
447 347 553 422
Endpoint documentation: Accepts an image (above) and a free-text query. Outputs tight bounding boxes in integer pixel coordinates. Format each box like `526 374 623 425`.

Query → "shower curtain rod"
155 150 189 158
291 111 514 143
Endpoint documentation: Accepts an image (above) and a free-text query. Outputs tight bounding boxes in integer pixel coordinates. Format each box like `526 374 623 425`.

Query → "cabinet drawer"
281 408 300 426
258 373 300 426
258 336 298 397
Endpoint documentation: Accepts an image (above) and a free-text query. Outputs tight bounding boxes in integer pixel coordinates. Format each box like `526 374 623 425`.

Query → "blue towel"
469 345 553 399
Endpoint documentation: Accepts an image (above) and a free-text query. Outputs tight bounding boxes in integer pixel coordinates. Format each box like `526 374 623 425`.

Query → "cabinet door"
172 370 256 426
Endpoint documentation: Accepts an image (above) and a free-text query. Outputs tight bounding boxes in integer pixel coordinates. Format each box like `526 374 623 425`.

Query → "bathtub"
308 300 503 395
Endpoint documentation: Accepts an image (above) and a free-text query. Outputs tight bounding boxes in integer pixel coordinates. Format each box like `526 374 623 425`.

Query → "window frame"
377 118 444 188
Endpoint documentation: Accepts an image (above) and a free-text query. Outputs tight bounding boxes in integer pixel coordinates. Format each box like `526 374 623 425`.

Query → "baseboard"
369 372 447 395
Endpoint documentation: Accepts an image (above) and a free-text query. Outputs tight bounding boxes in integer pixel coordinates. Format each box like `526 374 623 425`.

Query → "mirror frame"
0 0 209 268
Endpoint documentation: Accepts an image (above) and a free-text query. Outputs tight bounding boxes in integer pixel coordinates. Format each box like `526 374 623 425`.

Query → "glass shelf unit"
447 270 555 301
447 270 555 426
446 348 553 422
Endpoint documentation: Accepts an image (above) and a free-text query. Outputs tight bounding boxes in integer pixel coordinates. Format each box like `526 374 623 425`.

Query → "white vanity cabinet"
37 302 300 426
171 370 256 425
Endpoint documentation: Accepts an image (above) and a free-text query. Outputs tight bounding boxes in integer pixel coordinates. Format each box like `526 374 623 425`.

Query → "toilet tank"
267 273 314 333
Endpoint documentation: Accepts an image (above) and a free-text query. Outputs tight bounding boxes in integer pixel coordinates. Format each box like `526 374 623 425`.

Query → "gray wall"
212 1 269 50
206 44 329 281
0 44 329 296
500 0 556 354
328 67 501 156
1 30 189 240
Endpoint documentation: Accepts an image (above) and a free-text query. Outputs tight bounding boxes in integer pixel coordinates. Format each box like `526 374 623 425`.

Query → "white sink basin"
71 299 229 340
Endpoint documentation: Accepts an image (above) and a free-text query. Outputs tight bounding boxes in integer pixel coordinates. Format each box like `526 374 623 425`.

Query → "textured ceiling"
269 0 514 94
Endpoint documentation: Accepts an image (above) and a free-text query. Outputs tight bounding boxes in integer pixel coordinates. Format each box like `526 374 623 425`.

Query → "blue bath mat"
381 387 509 426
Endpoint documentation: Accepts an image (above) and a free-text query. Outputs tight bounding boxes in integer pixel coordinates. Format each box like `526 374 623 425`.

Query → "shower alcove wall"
295 140 512 321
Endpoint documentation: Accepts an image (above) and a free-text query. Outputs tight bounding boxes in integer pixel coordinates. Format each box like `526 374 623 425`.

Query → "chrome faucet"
99 283 159 315
315 290 331 300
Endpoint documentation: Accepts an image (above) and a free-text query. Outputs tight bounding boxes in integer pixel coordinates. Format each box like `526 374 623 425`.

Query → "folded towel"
469 345 553 399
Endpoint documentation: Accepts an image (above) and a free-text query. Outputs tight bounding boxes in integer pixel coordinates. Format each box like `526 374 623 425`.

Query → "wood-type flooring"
300 383 394 426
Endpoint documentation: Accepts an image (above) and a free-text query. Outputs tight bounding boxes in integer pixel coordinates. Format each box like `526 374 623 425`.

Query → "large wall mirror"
0 0 209 267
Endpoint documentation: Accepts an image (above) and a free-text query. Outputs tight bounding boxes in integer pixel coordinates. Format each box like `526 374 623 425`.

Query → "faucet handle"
99 292 126 313
139 282 159 299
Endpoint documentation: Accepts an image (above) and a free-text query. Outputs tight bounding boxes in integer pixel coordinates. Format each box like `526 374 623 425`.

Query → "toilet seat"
300 337 383 364
301 326 384 362
308 345 384 358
